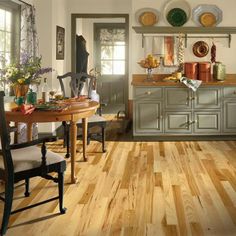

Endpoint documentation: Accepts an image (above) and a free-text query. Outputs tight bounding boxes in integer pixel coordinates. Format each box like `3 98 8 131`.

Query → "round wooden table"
5 101 99 183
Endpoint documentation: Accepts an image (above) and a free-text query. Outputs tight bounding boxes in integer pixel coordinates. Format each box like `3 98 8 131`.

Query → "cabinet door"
134 101 162 134
223 100 236 132
223 87 236 98
165 88 192 109
194 111 221 133
194 88 221 109
164 111 192 133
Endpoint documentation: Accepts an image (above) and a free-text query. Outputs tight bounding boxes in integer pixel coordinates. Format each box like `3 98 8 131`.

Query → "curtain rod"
18 0 32 7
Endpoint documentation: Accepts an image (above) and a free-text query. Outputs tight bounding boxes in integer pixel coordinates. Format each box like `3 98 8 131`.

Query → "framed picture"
56 26 65 60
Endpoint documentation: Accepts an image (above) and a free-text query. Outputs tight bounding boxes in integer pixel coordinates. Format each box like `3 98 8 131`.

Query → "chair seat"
0 146 64 173
77 114 106 124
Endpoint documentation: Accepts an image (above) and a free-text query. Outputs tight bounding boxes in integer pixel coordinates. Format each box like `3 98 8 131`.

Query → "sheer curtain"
17 3 39 143
20 4 39 57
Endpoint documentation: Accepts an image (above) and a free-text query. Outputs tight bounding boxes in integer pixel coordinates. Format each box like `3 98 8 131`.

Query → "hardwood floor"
1 123 236 235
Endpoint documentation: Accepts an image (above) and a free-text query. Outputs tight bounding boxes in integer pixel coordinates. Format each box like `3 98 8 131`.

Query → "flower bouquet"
138 54 160 81
1 53 52 98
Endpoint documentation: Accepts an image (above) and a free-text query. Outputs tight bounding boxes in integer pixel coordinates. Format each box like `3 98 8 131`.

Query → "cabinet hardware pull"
188 97 195 100
146 91 151 95
233 91 236 94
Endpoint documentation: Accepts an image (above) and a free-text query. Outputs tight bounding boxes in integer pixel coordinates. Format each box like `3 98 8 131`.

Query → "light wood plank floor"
1 122 236 235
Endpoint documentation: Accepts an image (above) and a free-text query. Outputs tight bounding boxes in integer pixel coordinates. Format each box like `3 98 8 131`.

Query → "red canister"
184 62 198 80
198 62 211 81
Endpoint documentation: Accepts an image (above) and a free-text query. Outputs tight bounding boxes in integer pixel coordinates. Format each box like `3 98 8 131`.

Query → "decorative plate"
135 8 159 26
163 0 191 26
167 8 187 27
192 41 209 57
199 12 216 27
192 4 222 27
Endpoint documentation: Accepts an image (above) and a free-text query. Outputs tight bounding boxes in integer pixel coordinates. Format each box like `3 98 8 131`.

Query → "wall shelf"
133 26 236 47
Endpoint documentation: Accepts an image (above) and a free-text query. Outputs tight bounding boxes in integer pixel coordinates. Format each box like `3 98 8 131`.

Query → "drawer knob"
146 91 151 95
233 91 236 94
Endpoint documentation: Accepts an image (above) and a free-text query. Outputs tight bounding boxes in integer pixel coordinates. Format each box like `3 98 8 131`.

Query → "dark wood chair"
57 72 106 158
0 91 66 236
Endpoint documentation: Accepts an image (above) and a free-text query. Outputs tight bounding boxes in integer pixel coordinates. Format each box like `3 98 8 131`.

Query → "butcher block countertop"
132 74 236 86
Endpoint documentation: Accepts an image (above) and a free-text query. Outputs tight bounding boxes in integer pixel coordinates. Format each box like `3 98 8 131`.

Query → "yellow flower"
17 78 26 84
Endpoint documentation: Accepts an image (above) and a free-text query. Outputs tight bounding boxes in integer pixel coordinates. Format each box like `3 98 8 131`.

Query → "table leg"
82 117 88 161
27 122 33 141
70 120 77 183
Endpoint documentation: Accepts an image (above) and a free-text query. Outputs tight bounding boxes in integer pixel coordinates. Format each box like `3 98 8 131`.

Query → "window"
0 2 20 69
0 7 12 68
99 28 126 75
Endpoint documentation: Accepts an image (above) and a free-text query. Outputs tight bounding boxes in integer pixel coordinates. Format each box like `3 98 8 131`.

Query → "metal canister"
198 62 211 81
213 62 226 81
184 62 198 80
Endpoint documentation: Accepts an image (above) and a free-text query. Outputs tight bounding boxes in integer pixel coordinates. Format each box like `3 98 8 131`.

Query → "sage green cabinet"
194 88 221 109
164 111 192 133
223 87 236 98
134 101 162 134
223 100 236 132
133 85 236 138
165 88 192 109
194 111 221 133
134 87 162 100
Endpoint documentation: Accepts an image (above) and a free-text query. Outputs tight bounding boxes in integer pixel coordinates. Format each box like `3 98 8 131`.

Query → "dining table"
4 100 99 183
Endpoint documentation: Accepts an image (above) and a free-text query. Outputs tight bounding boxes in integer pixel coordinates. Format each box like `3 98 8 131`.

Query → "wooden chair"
0 91 66 235
57 72 106 158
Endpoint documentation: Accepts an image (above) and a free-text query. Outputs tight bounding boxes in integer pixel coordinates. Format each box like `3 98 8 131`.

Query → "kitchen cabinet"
134 101 163 134
133 80 236 139
223 86 236 132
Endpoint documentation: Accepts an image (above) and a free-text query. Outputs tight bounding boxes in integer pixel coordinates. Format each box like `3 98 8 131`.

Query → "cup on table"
14 96 25 106
26 90 37 104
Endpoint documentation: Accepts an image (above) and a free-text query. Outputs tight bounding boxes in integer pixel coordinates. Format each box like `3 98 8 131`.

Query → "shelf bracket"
184 34 188 48
142 34 144 48
228 34 232 48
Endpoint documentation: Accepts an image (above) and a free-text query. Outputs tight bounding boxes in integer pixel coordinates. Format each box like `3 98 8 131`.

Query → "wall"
34 0 68 133
131 0 236 75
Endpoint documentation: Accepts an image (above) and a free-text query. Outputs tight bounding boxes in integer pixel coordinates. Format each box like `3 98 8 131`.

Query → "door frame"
71 14 129 115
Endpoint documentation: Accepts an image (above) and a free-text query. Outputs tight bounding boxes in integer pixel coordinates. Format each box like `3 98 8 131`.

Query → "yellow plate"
199 12 216 27
139 12 157 26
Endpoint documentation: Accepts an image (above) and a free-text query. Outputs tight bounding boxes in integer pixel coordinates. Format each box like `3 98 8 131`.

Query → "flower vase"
146 68 153 81
13 84 29 99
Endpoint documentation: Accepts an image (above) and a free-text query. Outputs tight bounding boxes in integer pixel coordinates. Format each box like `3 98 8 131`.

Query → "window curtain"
17 3 39 143
20 4 39 58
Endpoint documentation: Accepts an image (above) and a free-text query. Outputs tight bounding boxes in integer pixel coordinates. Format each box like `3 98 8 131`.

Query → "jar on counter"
198 62 211 82
213 62 226 81
184 62 198 80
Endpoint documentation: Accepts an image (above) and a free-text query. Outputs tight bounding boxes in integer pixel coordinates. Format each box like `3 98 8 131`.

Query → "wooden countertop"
132 74 236 86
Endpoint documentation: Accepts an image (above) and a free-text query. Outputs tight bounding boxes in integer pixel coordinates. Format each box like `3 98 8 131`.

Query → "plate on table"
56 97 89 107
164 0 191 26
192 4 222 27
35 103 68 111
135 8 159 26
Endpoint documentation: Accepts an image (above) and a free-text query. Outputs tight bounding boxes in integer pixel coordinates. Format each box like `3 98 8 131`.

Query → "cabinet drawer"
194 88 221 109
223 87 236 98
134 87 163 100
194 111 221 133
